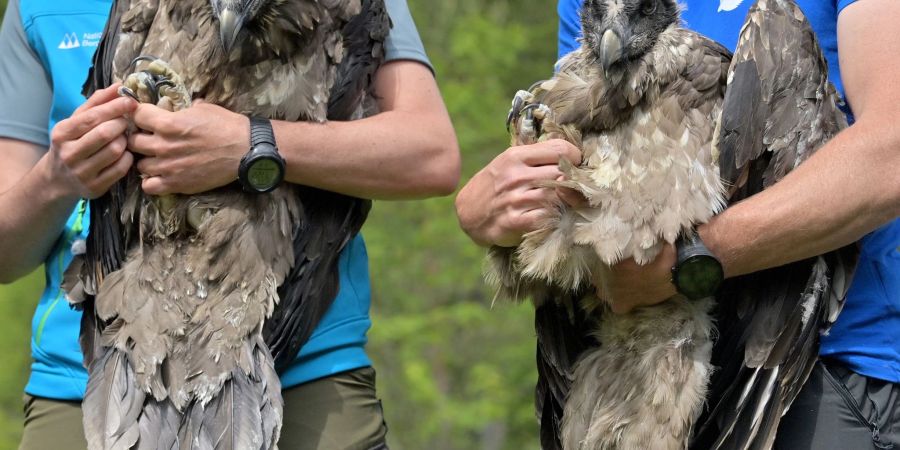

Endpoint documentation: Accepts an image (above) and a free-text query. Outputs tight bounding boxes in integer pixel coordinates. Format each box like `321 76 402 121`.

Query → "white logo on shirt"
58 33 80 50
718 0 744 12
58 32 103 50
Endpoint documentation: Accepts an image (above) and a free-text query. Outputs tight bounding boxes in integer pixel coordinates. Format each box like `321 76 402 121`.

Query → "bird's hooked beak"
599 29 623 72
218 8 243 54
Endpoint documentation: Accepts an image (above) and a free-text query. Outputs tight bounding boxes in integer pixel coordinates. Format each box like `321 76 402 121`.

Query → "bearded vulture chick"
491 0 856 449
65 0 390 448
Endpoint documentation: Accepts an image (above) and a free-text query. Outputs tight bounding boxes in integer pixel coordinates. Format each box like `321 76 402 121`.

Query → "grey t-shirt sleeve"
383 0 433 73
0 0 53 147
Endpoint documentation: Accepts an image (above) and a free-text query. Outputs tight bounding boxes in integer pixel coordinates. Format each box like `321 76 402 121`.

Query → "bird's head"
210 0 269 54
580 0 679 74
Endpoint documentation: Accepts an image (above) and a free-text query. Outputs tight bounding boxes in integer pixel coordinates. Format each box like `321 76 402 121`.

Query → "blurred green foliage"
0 0 559 448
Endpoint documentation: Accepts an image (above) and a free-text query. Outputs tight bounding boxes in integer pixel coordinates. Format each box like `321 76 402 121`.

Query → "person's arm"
126 60 460 199
0 0 136 283
0 87 137 283
277 60 459 200
598 0 900 313
107 0 459 199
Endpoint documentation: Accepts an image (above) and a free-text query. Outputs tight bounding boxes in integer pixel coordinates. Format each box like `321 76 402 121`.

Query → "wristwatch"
238 116 286 194
671 230 724 300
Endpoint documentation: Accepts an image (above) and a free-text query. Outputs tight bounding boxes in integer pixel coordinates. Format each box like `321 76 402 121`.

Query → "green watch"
671 230 724 300
239 116 285 194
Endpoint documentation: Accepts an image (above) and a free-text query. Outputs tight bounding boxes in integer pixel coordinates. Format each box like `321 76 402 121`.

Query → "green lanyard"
35 199 87 346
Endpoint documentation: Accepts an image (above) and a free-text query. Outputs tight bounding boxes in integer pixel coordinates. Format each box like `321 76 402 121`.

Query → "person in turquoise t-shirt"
457 0 900 447
0 0 460 448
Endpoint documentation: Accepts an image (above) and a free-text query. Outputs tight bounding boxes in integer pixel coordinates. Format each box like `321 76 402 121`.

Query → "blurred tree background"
0 0 559 448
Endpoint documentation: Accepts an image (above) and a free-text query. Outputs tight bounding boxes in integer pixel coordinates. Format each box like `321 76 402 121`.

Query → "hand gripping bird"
64 0 390 448
494 0 857 449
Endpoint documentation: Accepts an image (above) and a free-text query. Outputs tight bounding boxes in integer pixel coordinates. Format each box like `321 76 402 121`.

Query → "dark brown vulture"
493 0 856 449
66 0 390 448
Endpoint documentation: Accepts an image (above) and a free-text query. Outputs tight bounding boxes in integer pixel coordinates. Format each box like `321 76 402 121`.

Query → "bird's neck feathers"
558 25 694 127
169 0 359 67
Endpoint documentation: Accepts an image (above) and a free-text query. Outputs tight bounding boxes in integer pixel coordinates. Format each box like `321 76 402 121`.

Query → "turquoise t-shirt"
0 0 432 400
557 0 900 383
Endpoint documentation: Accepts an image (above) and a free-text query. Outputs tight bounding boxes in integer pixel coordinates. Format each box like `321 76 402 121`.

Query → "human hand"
46 84 137 199
455 139 582 247
128 101 249 195
595 244 679 314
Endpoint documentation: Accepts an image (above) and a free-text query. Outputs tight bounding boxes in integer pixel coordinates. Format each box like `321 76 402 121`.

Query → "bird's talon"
120 57 191 111
155 79 176 90
506 90 536 132
127 55 161 73
118 86 139 101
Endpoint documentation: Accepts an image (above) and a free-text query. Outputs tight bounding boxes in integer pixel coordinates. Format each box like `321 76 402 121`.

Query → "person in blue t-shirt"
457 0 900 447
0 0 460 448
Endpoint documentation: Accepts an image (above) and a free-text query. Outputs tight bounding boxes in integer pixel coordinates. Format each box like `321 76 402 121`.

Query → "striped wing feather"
691 1 857 449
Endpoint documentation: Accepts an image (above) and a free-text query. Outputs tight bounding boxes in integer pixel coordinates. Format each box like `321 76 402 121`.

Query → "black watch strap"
249 116 276 147
675 230 706 263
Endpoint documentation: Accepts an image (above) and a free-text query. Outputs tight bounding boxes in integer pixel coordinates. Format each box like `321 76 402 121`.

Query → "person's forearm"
274 108 459 200
701 112 900 278
131 61 460 199
278 62 458 200
0 88 135 282
0 154 80 283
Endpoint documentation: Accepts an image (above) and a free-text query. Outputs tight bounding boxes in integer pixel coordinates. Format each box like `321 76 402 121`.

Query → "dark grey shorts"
19 367 388 450
776 359 900 450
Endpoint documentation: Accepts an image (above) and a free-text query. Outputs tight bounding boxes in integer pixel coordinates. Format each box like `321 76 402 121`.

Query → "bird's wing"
73 0 153 371
715 0 848 199
262 0 389 372
690 1 857 449
70 2 156 445
534 292 595 450
327 0 391 120
80 0 158 287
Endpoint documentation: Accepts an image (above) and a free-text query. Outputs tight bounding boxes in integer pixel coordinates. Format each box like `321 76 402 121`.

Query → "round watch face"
674 255 724 300
247 158 282 191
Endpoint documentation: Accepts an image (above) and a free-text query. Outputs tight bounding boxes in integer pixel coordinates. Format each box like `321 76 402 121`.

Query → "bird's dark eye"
641 1 658 15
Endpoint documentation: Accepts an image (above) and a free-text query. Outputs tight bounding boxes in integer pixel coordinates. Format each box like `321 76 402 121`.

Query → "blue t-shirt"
557 0 900 383
0 0 431 400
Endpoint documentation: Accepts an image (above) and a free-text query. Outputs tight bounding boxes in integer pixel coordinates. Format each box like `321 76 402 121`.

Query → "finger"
72 83 123 115
518 139 582 166
516 186 559 208
128 131 160 156
557 187 589 208
131 103 173 133
90 151 134 198
556 140 583 165
610 302 633 315
136 156 165 177
81 135 128 177
71 118 130 161
515 165 564 189
509 207 554 235
142 175 170 196
56 96 136 141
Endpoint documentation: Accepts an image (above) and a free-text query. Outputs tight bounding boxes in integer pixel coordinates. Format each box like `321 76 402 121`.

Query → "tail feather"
83 350 146 450
174 337 282 450
85 337 282 449
137 400 180 450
